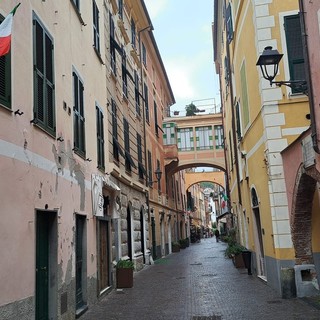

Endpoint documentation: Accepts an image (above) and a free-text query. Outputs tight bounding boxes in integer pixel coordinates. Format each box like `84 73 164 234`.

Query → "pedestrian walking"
215 229 220 242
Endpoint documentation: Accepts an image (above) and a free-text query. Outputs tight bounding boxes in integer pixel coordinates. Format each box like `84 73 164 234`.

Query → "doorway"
75 214 87 311
251 188 265 278
140 208 145 263
127 206 132 260
36 210 57 320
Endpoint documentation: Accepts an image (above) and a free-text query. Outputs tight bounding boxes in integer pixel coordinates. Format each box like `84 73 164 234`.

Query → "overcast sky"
144 0 220 116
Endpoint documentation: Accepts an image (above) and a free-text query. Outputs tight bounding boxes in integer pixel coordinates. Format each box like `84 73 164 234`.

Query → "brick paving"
80 238 320 320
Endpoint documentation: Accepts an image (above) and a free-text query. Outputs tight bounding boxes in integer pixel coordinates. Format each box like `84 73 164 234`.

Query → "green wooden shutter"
284 14 305 93
240 62 249 127
0 53 11 108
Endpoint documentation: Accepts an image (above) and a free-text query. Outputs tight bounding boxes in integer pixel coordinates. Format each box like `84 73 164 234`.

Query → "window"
240 62 249 127
224 56 230 85
142 43 147 66
72 0 80 11
144 83 149 122
284 14 305 93
177 128 194 151
123 117 136 172
93 0 100 53
163 123 176 145
147 150 152 187
73 71 85 157
229 131 233 170
109 13 116 75
131 19 136 49
235 101 242 141
196 126 213 150
154 101 158 136
134 71 140 116
137 133 146 180
122 51 128 98
214 125 224 149
156 159 161 191
33 15 55 136
111 99 124 162
96 105 105 170
0 15 11 109
118 0 123 19
226 3 233 43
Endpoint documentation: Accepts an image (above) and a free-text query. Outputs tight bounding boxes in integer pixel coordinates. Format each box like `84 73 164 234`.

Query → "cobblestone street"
80 238 320 320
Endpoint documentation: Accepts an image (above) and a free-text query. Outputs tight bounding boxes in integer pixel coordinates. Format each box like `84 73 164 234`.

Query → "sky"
144 0 220 116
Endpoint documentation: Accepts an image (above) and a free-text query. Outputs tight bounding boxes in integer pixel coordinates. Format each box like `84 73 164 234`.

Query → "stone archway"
291 165 317 265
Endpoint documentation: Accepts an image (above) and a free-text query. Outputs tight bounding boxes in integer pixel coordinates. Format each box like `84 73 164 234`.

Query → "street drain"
190 263 202 266
201 274 217 277
267 300 282 304
192 316 222 320
176 276 186 280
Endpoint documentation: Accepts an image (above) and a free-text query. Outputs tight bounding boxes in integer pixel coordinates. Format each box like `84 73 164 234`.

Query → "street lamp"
256 46 307 94
149 167 162 185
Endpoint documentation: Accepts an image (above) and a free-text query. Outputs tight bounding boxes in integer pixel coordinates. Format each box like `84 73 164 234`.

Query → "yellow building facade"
214 0 310 295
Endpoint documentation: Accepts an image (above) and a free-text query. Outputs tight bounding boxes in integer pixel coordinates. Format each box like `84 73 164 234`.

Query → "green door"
36 212 49 320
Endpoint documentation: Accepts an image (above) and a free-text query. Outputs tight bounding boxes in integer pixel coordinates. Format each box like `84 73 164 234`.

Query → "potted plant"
172 241 180 252
225 242 246 268
179 238 187 249
116 259 134 288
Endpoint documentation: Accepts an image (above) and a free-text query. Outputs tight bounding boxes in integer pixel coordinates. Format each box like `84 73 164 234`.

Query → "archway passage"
185 171 225 190
291 166 317 264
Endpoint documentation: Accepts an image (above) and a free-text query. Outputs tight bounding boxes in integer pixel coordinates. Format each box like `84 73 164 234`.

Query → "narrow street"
80 238 320 320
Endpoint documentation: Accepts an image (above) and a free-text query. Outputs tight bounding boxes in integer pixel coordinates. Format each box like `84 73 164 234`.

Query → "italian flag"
0 3 21 57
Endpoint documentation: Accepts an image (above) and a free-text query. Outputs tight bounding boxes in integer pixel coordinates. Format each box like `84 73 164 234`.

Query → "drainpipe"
299 0 320 154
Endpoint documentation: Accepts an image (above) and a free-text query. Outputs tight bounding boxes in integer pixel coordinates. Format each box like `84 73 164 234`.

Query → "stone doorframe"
291 165 318 265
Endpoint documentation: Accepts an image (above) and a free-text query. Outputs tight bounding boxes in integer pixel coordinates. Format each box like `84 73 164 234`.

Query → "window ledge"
93 47 104 64
73 147 86 160
0 104 12 113
70 1 86 26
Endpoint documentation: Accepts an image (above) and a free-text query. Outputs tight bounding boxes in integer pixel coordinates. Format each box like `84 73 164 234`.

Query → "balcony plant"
116 259 134 288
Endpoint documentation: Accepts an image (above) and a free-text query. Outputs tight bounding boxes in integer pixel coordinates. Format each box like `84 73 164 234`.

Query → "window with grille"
284 14 305 94
196 126 213 150
73 71 85 157
0 15 11 109
93 0 100 53
96 105 105 170
33 15 55 136
177 128 194 151
214 125 224 149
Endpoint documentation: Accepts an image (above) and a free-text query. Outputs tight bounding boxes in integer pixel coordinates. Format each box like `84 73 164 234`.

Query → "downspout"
299 0 320 153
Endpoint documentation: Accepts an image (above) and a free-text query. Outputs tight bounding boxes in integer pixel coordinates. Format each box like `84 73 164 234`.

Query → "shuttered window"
122 51 128 98
0 15 11 109
142 43 147 66
72 0 80 11
137 133 146 180
147 150 152 187
118 0 123 20
284 14 305 94
154 101 158 136
240 62 249 128
73 71 85 157
235 101 242 141
131 18 136 49
93 0 100 53
33 16 55 136
144 83 149 122
112 99 122 162
134 71 140 116
96 105 105 170
226 3 233 43
123 117 136 172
